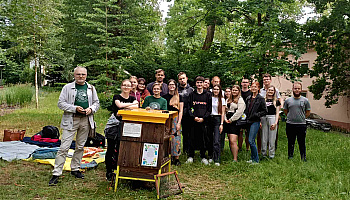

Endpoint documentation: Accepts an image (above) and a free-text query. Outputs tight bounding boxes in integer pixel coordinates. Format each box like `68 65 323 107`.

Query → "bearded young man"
283 82 311 161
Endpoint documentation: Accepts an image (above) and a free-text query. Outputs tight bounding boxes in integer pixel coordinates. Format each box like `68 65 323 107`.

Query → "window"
298 61 309 76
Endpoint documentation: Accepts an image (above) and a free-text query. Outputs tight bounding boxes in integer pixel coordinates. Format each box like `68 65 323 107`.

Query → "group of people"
48 66 311 186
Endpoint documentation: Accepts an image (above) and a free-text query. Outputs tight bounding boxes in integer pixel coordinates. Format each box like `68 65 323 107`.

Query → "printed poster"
122 122 142 137
141 143 159 167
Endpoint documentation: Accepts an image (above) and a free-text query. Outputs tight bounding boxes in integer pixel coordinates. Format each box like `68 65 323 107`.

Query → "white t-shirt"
211 97 227 115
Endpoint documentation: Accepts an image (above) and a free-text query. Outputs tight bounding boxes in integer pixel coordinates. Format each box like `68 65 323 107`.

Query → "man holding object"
49 66 100 186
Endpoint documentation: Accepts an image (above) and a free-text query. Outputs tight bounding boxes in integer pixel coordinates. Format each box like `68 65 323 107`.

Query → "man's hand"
76 106 85 114
85 108 92 115
225 119 231 124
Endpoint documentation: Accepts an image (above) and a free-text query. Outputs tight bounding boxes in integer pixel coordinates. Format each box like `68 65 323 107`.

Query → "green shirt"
142 95 167 110
74 83 89 109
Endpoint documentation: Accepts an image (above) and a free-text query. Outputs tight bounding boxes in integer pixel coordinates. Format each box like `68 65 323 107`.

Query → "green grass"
1 92 350 199
0 84 34 106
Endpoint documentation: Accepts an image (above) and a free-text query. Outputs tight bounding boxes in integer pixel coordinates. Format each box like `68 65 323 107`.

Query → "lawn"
0 92 349 199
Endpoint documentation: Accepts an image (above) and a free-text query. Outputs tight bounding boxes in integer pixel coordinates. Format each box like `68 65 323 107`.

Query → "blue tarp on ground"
32 147 59 159
0 141 40 161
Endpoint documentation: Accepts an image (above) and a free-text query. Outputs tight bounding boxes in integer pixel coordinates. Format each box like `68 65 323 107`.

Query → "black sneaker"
71 171 84 179
49 175 59 186
106 172 113 181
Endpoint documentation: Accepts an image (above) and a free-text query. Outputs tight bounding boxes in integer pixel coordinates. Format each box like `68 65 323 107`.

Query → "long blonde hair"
232 85 241 104
265 85 277 107
168 79 180 110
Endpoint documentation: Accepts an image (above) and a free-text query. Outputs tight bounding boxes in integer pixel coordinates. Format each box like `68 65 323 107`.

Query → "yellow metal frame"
113 155 171 194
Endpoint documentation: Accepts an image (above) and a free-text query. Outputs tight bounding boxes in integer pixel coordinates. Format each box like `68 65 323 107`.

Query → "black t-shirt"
266 99 281 115
112 94 136 117
162 93 183 111
241 90 252 102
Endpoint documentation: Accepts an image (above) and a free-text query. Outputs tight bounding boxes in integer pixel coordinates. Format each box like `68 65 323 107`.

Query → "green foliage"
19 66 35 84
304 0 350 107
164 0 308 87
0 84 34 106
74 0 161 86
0 0 64 90
97 91 114 111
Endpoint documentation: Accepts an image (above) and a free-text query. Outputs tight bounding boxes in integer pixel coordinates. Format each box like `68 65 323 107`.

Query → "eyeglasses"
75 73 86 76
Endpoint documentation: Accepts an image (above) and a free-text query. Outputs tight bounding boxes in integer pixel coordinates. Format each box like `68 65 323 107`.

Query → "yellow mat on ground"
25 148 106 171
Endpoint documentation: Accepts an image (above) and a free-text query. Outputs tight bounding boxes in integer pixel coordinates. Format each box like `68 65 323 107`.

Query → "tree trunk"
202 24 216 50
105 5 109 86
33 6 39 109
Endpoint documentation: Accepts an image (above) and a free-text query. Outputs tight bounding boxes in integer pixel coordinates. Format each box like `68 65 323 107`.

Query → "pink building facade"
271 49 350 130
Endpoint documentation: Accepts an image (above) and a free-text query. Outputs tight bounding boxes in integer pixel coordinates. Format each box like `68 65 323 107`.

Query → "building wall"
271 49 350 125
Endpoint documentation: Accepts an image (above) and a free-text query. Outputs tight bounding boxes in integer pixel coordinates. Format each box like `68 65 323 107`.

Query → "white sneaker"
208 159 213 163
214 162 220 166
246 160 253 163
201 158 209 165
185 157 193 164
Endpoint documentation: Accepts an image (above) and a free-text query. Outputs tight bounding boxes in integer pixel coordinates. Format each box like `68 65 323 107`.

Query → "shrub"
1 84 34 106
98 91 114 111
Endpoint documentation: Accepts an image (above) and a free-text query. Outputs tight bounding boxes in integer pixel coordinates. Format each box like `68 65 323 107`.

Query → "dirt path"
0 104 18 116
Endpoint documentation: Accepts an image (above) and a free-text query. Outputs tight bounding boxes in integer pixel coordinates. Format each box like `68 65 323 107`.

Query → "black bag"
226 112 234 120
41 126 60 139
236 113 248 126
85 132 106 147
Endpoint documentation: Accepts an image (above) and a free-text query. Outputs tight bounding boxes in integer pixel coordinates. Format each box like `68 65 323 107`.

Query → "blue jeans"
248 122 260 163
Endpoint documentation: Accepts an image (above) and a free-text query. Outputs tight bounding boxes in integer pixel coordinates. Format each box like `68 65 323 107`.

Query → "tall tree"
165 0 307 85
304 0 350 107
1 0 63 108
76 0 161 92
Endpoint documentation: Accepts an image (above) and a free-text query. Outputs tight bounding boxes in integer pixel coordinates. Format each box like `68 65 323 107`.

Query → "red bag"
3 129 26 141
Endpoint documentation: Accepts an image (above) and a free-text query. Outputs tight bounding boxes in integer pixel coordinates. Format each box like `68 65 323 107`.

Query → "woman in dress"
209 84 226 166
162 79 183 165
261 85 280 159
106 79 139 180
244 81 267 164
225 85 246 162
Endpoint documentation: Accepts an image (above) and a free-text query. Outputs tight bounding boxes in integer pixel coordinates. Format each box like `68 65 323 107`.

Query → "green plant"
3 84 34 106
98 91 114 111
